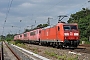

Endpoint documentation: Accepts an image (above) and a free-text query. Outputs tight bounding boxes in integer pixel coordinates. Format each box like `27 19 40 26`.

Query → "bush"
15 40 22 45
80 37 88 41
6 38 12 41
85 41 90 44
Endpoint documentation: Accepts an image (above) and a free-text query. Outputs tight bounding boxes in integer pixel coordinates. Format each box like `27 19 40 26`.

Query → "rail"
1 41 21 60
1 42 4 60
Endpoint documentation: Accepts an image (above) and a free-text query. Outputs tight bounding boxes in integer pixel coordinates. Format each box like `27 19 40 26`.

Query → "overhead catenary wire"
66 0 90 18
2 0 13 35
31 0 63 17
41 0 63 14
5 0 13 22
34 0 65 26
45 0 89 15
27 0 63 28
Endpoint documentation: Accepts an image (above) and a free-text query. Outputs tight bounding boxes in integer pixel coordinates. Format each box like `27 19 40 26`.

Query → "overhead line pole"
2 0 13 36
47 17 53 26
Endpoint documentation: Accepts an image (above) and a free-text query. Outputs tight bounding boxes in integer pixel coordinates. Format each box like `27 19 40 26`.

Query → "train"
14 22 80 48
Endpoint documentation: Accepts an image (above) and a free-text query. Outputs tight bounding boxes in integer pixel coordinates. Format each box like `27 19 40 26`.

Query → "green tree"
37 24 43 28
24 29 30 32
67 8 90 41
37 24 48 28
5 34 14 41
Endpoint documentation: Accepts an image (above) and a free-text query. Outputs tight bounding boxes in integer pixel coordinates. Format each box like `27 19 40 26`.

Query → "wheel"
56 42 59 48
52 42 55 48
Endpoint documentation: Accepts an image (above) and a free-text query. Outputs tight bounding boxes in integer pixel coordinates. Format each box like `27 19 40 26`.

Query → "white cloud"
18 2 35 8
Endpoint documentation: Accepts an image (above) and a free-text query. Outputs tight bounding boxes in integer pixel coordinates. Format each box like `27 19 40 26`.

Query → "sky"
0 0 90 36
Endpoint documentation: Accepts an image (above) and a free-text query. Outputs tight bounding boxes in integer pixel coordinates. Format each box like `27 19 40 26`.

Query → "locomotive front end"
63 24 80 47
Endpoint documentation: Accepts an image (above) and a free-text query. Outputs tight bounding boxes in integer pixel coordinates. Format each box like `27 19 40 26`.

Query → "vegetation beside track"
7 40 81 60
44 50 78 60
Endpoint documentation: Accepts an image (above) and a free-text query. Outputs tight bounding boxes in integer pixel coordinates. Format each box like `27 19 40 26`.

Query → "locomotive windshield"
64 26 70 30
71 25 77 30
64 25 77 30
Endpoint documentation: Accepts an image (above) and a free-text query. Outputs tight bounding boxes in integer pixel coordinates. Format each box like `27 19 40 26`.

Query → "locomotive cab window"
64 26 70 30
63 25 77 30
71 25 77 30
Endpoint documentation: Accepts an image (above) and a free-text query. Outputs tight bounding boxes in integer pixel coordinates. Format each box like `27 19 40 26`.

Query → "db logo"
70 32 73 36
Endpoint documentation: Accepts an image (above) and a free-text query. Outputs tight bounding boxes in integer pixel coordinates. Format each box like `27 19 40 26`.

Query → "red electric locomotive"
39 23 80 47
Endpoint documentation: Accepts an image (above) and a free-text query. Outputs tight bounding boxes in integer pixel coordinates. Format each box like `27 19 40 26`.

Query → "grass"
32 48 38 54
7 41 27 49
44 51 78 60
16 43 26 48
80 40 90 44
8 41 15 44
7 41 40 54
85 41 90 44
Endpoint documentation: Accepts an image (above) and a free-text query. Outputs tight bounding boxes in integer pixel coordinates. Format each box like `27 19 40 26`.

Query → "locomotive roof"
42 26 51 29
42 25 56 29
63 23 77 25
57 23 77 25
42 23 77 29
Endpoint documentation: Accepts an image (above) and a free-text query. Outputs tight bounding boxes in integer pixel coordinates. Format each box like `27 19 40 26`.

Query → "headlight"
64 33 69 36
74 33 79 36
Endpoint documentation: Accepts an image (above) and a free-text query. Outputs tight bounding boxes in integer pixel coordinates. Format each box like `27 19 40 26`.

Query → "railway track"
64 44 90 54
0 41 50 60
1 41 21 60
76 44 90 54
